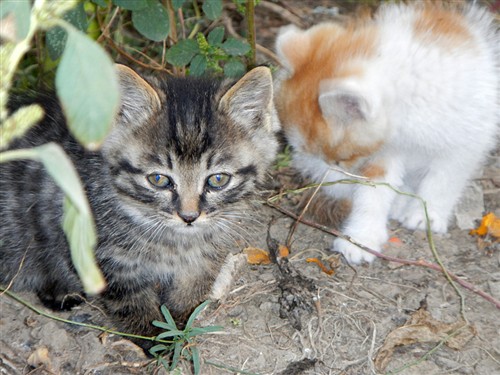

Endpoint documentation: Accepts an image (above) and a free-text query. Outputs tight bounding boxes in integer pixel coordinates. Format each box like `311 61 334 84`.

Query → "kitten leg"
165 262 221 322
333 160 403 264
100 281 164 351
401 157 479 233
389 185 413 221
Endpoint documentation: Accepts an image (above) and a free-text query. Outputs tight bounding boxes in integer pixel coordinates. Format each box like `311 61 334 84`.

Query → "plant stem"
266 201 500 310
245 0 256 68
0 287 174 344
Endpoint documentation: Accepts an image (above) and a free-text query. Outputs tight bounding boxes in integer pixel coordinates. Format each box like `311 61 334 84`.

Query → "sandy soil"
1 2 499 374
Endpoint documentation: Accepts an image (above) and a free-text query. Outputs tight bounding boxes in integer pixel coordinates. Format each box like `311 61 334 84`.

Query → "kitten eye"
147 174 173 188
207 173 231 189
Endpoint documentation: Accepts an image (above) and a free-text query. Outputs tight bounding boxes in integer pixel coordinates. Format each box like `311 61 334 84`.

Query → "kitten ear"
219 66 277 131
276 25 310 73
115 64 161 123
318 81 373 125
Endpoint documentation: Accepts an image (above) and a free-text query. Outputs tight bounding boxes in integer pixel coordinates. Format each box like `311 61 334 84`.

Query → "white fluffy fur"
277 4 499 264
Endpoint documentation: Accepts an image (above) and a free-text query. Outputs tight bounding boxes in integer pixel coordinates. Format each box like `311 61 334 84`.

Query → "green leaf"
1 104 44 150
149 344 170 355
92 0 108 7
0 144 105 294
202 0 222 20
223 59 245 78
132 0 169 41
186 326 223 338
56 23 120 150
63 197 104 295
166 39 199 67
113 0 148 10
189 54 207 76
207 26 224 46
172 0 185 10
0 0 31 41
152 320 176 331
170 341 183 370
46 2 88 60
160 304 178 327
221 38 250 56
156 330 184 340
185 300 210 329
192 346 201 375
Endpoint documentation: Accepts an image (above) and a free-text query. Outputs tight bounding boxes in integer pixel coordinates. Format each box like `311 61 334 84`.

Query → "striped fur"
0 66 280 346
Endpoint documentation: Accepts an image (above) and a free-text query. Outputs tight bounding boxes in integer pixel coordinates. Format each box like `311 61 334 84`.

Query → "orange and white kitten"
275 3 499 264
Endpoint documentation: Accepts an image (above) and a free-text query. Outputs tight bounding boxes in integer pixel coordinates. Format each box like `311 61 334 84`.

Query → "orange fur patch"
276 22 380 164
360 164 385 179
414 5 472 46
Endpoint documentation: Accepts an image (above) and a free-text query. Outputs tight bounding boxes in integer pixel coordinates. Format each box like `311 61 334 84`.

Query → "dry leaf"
28 346 52 369
244 247 272 265
374 308 475 371
388 236 403 245
470 212 500 238
306 257 335 275
278 245 290 257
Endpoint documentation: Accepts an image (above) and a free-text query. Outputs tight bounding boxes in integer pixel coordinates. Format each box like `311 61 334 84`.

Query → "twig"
258 1 306 28
272 177 470 320
266 201 500 310
96 6 120 43
246 0 256 68
0 287 174 344
285 171 329 248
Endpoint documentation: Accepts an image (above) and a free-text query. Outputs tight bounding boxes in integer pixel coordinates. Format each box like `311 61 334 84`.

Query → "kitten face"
102 66 279 245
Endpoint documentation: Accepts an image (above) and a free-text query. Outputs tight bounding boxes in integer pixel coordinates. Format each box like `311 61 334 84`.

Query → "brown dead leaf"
244 245 289 265
374 308 476 371
278 245 290 258
306 257 335 276
470 212 500 239
28 346 52 370
244 247 272 265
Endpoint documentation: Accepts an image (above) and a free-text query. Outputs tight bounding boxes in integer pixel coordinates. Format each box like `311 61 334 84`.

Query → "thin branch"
266 201 500 310
245 0 256 68
0 287 174 344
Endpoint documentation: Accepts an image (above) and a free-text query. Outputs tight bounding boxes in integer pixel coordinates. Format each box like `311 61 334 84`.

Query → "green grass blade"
185 300 210 329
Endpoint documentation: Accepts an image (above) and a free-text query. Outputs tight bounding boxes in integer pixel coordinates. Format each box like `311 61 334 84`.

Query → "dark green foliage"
166 26 250 77
46 2 88 60
131 0 170 41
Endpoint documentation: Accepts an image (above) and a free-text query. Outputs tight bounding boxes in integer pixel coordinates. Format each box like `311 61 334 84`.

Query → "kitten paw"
402 208 448 233
333 238 376 264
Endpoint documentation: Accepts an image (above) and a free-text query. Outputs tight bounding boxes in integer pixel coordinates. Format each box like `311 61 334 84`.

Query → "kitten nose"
178 211 200 224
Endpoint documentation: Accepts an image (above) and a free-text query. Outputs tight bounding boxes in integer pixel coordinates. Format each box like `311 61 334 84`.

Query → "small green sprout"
149 300 223 374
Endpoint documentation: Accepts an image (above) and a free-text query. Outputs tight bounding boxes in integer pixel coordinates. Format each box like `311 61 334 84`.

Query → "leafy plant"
36 0 256 81
149 301 223 374
0 0 118 294
167 25 250 77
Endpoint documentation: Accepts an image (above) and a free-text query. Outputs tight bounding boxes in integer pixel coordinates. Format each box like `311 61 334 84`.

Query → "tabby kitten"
275 2 498 264
0 65 280 345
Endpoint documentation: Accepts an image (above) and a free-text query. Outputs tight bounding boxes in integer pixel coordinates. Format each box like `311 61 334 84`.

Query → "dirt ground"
1 2 499 375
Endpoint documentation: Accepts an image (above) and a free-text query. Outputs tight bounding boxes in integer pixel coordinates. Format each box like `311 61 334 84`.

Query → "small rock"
454 182 485 230
227 305 245 317
258 272 275 283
